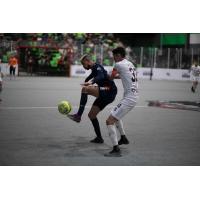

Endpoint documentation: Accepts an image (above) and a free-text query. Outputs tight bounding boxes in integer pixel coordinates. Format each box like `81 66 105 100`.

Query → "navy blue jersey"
85 63 117 91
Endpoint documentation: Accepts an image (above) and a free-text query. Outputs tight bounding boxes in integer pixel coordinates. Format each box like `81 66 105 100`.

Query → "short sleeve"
114 63 120 71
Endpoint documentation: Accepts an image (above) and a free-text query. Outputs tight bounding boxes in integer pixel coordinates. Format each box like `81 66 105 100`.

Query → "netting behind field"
1 39 200 70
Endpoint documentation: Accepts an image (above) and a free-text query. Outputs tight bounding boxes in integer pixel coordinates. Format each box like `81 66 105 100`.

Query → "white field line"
0 105 148 110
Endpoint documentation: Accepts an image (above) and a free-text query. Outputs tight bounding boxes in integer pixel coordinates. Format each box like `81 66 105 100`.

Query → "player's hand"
110 68 119 79
80 81 92 86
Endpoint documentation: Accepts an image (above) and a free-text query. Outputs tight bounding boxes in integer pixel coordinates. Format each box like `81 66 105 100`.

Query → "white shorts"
111 97 137 120
191 75 199 82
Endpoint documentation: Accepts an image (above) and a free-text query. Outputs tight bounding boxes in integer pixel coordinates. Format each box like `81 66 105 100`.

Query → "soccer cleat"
104 146 122 157
90 137 104 143
118 135 129 145
191 86 195 93
67 114 81 123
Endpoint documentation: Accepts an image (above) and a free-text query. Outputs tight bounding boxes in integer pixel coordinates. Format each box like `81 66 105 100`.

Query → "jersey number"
129 67 137 82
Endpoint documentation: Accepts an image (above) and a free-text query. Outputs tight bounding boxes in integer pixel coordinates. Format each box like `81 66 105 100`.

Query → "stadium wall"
70 65 191 81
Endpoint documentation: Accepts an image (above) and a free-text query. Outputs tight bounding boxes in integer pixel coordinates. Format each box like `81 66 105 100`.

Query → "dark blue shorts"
93 86 117 110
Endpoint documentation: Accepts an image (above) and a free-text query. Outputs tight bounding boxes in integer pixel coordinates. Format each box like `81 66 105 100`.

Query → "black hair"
112 47 126 58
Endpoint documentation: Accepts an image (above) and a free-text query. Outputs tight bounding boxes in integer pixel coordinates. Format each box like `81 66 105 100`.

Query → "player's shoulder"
94 63 103 68
93 63 105 72
93 63 100 69
118 59 135 68
115 59 127 67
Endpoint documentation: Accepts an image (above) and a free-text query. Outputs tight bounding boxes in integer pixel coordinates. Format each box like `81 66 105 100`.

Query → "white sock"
107 125 118 146
115 120 125 136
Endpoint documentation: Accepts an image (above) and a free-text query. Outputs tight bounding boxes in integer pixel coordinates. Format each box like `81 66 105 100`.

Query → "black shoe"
67 114 81 123
90 137 104 144
191 86 195 93
118 135 129 145
104 146 122 157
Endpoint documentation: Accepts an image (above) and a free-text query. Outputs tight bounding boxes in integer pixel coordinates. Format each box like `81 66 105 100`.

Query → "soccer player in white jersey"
0 62 4 102
190 61 200 93
105 47 139 157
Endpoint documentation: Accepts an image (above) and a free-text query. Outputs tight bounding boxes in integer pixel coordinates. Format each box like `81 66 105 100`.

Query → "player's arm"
108 68 119 80
84 72 93 82
81 73 94 86
82 67 105 86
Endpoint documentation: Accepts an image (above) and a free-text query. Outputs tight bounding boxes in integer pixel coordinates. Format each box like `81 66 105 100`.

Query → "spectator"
65 47 74 77
8 56 18 79
28 56 34 76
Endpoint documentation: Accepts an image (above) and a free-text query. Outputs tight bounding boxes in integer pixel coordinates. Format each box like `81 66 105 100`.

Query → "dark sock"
77 93 88 116
91 118 102 139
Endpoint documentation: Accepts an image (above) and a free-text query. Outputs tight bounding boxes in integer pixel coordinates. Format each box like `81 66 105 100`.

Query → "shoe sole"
119 143 129 145
104 153 122 157
90 141 104 144
118 141 129 145
67 115 81 123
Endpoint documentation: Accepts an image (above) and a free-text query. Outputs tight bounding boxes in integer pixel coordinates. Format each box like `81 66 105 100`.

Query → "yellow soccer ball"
58 101 72 115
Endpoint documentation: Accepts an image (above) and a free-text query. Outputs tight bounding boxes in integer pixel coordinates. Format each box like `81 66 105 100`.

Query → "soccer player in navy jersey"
68 54 117 144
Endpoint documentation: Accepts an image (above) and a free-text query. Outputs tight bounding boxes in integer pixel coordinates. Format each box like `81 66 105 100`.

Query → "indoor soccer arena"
0 33 200 165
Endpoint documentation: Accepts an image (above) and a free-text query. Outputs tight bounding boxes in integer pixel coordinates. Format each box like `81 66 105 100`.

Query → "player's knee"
82 86 87 93
106 118 114 125
106 119 109 125
88 112 95 120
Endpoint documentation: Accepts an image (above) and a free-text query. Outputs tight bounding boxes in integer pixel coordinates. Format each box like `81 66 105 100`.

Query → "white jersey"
111 59 138 119
0 72 2 82
191 65 200 77
114 59 138 98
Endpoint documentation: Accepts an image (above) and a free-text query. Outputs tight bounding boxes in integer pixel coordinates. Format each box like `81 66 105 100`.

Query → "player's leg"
0 81 2 92
0 81 2 102
105 101 136 157
13 67 16 78
104 115 121 157
191 83 195 92
116 120 129 145
88 91 116 143
77 86 99 116
9 66 12 80
195 81 198 89
112 102 134 146
88 105 104 143
68 86 99 122
191 76 198 92
193 81 198 91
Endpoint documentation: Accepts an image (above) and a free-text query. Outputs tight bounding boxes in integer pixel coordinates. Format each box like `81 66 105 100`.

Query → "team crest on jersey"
148 100 200 112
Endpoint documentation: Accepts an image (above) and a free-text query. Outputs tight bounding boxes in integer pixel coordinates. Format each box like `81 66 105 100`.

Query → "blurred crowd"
0 33 133 67
1 34 195 70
